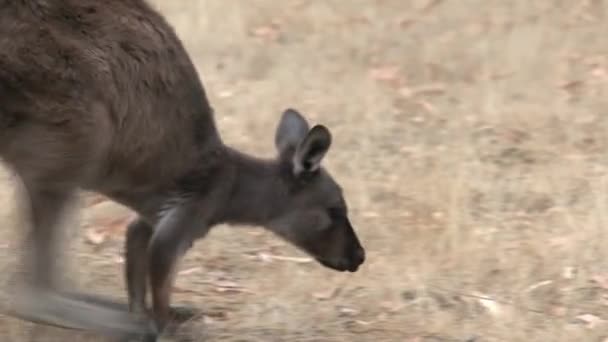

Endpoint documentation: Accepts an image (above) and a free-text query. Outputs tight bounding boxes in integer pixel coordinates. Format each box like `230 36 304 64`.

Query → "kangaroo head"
268 108 365 272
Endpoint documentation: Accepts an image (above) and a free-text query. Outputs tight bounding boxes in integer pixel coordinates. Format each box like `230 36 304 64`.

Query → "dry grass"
2 0 608 341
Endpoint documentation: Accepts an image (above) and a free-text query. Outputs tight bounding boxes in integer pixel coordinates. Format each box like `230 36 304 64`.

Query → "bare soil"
2 1 608 341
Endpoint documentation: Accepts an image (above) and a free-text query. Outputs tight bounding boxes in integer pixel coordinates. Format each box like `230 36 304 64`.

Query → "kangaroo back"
0 0 220 191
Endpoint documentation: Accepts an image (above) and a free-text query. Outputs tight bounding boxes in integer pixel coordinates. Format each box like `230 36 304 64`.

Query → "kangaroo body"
0 0 219 204
0 1 365 341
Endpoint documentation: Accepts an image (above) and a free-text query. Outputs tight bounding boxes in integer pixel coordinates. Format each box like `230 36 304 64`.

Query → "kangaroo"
0 0 365 340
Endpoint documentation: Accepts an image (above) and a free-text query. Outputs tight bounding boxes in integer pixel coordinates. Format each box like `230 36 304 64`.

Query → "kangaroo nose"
355 247 365 265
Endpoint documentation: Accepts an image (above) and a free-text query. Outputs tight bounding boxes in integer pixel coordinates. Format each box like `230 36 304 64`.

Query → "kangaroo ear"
275 108 310 155
293 125 332 176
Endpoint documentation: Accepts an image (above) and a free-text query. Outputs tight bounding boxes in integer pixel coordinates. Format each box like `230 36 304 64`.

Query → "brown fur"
0 1 365 340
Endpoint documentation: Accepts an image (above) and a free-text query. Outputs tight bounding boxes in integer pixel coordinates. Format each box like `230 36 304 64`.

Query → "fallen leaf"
525 280 553 292
399 0 443 28
592 274 608 290
369 65 402 83
549 236 572 248
337 306 360 317
360 211 380 218
213 280 240 288
313 286 342 301
270 254 312 263
179 267 202 276
85 228 107 245
559 79 584 91
172 286 204 295
591 67 608 80
214 286 254 294
575 313 604 329
600 294 608 306
419 0 444 13
250 23 281 42
255 252 273 263
85 201 134 238
399 83 446 98
203 316 216 325
255 252 313 264
217 90 234 98
380 301 405 314
550 306 567 317
472 292 502 316
204 309 230 322
415 99 437 114
477 70 515 82
404 338 422 342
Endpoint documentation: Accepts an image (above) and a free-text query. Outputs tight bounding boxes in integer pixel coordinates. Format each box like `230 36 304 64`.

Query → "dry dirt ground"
2 1 608 341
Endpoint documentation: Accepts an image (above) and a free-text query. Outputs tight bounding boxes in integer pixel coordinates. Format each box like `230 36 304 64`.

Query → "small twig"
427 284 547 315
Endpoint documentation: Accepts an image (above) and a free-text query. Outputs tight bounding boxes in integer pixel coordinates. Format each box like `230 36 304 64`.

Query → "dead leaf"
601 294 608 306
576 313 604 329
399 0 443 28
472 292 502 316
415 99 437 114
591 67 608 80
85 201 134 240
313 286 342 301
549 236 571 248
419 0 443 13
398 17 416 28
217 90 234 98
380 301 404 314
369 65 400 80
525 280 553 292
404 338 422 342
179 267 202 276
337 306 360 317
172 286 204 295
360 211 380 218
203 316 216 325
550 306 567 317
255 252 273 263
85 228 107 245
477 70 515 82
214 286 253 294
250 22 281 42
400 83 446 98
255 252 313 264
213 280 240 288
206 279 253 294
204 309 230 322
592 274 608 290
559 79 584 91
86 215 132 244
269 253 312 263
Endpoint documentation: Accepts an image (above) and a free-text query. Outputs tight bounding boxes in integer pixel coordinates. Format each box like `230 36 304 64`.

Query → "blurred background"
2 0 608 341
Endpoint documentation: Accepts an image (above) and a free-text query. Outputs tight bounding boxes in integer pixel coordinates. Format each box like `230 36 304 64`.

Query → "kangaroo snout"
316 244 365 273
352 246 365 269
345 245 365 272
